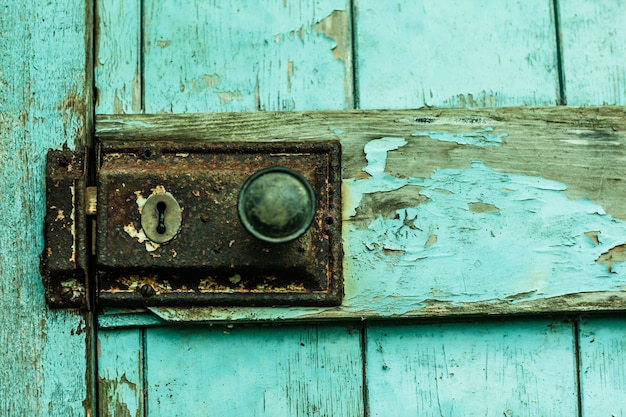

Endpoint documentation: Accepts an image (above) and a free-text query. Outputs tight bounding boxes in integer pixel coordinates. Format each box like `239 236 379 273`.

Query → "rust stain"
596 244 626 273
57 89 88 143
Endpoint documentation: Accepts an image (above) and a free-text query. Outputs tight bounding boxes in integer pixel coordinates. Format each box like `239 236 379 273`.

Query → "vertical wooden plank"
98 329 144 417
142 0 352 112
367 321 578 417
145 325 363 417
559 1 626 105
356 0 559 109
0 1 93 415
95 0 142 114
579 318 626 417
563 3 626 414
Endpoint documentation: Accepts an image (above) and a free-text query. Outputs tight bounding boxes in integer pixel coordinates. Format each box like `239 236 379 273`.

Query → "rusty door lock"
41 141 342 308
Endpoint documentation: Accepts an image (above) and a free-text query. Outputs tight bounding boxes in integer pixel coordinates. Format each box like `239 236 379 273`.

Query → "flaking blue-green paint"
344 138 626 305
411 127 507 146
141 0 349 113
0 1 91 414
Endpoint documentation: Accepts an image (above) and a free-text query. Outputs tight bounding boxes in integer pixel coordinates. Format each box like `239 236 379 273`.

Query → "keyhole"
156 201 167 234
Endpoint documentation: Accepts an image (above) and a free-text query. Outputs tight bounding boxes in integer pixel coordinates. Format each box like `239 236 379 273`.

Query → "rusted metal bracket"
41 148 90 308
42 141 343 308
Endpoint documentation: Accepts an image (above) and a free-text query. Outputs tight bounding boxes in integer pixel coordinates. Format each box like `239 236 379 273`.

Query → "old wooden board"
558 1 626 106
366 319 578 416
142 324 363 416
95 106 626 323
578 317 626 417
355 0 560 108
95 0 353 114
0 1 94 415
97 329 144 417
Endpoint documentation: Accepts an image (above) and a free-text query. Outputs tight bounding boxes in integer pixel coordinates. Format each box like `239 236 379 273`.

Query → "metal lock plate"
41 148 90 308
96 140 342 307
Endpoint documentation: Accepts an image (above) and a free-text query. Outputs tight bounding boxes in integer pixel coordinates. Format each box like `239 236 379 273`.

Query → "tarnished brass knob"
238 167 316 243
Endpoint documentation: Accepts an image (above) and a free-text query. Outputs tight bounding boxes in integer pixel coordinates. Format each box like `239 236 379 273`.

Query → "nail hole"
325 216 334 225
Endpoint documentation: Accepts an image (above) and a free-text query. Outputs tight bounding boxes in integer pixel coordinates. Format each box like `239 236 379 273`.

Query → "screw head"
139 284 156 298
60 286 74 300
238 167 316 243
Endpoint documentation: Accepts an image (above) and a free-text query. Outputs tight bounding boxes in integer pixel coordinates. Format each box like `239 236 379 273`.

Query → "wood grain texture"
578 317 626 417
144 325 363 417
95 0 142 114
559 1 626 105
96 107 626 323
0 1 93 415
142 0 352 113
367 320 578 417
98 329 144 417
356 0 559 109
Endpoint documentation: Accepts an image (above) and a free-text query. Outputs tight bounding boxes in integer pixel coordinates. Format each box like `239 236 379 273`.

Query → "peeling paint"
202 73 220 89
597 244 626 273
468 202 500 213
342 137 626 307
217 90 243 106
343 137 423 219
155 39 171 48
412 127 507 147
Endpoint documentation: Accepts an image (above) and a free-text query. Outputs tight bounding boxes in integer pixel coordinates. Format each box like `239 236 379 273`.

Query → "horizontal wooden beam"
96 107 626 324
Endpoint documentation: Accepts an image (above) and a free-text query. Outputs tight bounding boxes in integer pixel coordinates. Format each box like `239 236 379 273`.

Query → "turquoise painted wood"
0 1 93 415
142 0 352 112
144 325 363 417
356 0 560 108
95 0 352 114
367 320 578 416
95 0 142 114
579 318 626 417
98 329 144 417
559 1 626 105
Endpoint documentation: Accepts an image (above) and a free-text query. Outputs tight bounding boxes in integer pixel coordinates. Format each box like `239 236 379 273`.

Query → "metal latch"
41 141 343 308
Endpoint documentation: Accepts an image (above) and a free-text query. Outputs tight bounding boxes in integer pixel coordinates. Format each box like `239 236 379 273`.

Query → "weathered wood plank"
95 107 626 323
559 1 626 105
0 1 93 415
144 325 363 417
97 329 144 417
142 0 352 112
578 317 626 417
95 0 142 114
356 0 559 108
366 320 578 416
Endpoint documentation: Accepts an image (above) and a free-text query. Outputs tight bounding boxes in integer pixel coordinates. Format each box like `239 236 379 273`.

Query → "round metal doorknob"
238 167 316 243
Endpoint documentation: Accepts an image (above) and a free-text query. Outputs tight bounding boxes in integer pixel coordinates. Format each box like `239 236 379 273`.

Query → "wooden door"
3 1 626 416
